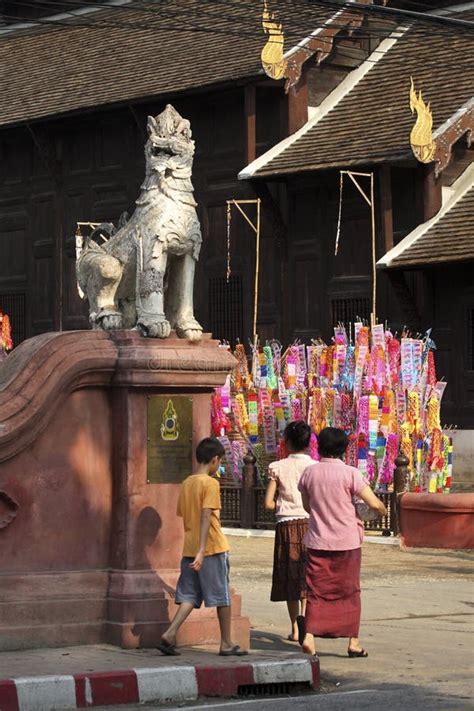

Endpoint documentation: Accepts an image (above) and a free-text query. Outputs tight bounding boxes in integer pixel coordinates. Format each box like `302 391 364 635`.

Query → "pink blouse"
268 454 313 521
298 458 368 550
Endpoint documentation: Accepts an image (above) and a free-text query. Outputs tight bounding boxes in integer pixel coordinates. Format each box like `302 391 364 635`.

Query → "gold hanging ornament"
261 0 287 80
409 77 436 163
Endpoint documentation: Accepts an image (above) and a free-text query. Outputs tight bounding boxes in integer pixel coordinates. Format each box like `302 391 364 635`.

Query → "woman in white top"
264 421 314 643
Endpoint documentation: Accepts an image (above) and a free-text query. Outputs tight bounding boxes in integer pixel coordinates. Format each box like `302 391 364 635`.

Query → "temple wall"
0 388 113 573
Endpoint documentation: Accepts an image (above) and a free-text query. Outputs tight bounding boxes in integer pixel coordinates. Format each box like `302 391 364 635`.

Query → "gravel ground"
229 536 473 585
229 535 474 700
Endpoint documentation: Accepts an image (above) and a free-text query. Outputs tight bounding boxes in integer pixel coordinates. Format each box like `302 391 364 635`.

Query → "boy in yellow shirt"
158 437 248 657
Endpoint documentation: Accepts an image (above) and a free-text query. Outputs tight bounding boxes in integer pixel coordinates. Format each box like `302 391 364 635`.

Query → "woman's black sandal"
347 648 368 658
296 615 306 646
157 639 180 656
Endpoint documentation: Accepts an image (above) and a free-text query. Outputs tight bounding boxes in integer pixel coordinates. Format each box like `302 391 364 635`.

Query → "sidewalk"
231 537 474 703
0 539 472 709
0 646 319 710
222 526 400 544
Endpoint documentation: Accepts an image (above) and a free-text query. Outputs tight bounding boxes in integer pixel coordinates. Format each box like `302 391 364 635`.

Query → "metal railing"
220 453 409 535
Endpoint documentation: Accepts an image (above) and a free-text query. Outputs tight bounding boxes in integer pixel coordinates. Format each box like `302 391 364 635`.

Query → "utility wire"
6 0 474 38
2 0 473 71
308 0 474 29
1 14 472 75
1 0 410 38
3 0 471 52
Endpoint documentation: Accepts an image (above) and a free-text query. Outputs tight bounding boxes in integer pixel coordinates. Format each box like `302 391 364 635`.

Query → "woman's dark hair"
317 427 349 458
284 420 311 452
196 437 225 463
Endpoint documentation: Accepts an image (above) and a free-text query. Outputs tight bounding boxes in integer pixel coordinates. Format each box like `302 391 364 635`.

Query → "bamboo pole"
370 172 377 326
253 198 261 339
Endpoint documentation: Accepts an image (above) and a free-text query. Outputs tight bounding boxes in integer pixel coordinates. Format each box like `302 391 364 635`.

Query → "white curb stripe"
15 675 76 711
85 677 93 706
135 667 198 704
252 660 312 685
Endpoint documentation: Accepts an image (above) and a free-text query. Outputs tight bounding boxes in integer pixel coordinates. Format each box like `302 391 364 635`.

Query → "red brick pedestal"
399 492 474 550
0 330 249 651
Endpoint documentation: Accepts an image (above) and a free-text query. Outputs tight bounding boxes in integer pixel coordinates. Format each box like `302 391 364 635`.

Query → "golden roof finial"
409 77 436 163
261 0 287 81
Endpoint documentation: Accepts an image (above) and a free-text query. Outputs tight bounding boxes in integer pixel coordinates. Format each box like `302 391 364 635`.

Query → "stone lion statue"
76 104 203 340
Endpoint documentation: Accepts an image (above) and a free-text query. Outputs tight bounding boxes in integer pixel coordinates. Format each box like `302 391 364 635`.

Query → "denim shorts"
175 552 230 608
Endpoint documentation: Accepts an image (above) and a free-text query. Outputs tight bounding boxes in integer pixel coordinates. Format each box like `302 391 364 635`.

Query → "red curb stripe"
195 664 254 697
0 680 19 711
75 676 87 708
310 658 321 690
74 671 139 707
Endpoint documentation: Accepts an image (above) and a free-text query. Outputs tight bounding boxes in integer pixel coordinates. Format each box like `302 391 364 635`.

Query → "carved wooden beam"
379 165 394 253
283 0 373 92
432 98 473 177
287 71 309 134
244 85 257 164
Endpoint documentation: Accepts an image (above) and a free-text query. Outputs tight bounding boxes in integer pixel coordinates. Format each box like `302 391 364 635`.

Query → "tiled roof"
379 162 474 268
242 11 474 178
0 0 340 128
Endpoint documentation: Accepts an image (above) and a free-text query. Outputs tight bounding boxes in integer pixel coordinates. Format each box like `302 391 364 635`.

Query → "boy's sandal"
219 645 248 657
157 639 180 656
347 648 368 658
296 615 306 646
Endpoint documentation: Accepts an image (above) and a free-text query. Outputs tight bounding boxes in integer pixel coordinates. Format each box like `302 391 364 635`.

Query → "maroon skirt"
270 519 308 602
305 547 361 638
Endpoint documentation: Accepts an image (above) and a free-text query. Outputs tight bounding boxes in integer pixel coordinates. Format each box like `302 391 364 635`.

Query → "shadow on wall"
131 506 176 647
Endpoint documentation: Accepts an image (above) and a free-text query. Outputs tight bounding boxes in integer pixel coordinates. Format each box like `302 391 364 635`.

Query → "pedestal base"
0 571 107 651
0 330 249 651
105 569 250 649
400 493 474 549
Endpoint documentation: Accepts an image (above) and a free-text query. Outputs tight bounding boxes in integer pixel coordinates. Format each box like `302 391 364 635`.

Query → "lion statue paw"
137 315 171 339
176 318 203 342
94 309 123 331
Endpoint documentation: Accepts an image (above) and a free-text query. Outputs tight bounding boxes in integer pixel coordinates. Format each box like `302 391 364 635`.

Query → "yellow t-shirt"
177 474 229 557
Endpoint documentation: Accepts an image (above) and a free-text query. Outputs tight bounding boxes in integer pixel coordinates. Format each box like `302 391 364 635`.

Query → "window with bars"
331 296 371 326
208 275 243 346
0 293 26 347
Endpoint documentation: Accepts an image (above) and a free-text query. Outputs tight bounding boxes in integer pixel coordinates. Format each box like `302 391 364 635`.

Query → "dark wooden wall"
283 169 386 343
0 86 471 427
0 85 283 347
277 166 473 427
424 262 474 429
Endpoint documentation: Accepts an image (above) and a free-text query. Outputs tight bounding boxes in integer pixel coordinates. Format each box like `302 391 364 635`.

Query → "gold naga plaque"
409 77 436 163
147 395 193 484
261 0 287 80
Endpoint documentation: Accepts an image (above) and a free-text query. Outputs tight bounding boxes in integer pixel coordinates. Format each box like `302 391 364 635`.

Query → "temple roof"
0 0 348 128
378 162 474 268
240 8 474 179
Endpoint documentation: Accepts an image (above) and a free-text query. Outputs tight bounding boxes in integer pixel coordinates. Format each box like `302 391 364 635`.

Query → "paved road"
234 536 474 705
3 537 471 710
103 538 473 710
105 686 472 710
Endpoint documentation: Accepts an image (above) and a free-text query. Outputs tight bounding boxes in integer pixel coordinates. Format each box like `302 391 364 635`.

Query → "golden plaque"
409 77 436 164
147 395 193 484
261 0 287 81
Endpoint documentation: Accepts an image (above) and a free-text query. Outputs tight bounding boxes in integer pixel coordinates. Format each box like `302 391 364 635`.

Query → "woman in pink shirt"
264 421 314 642
298 427 387 658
